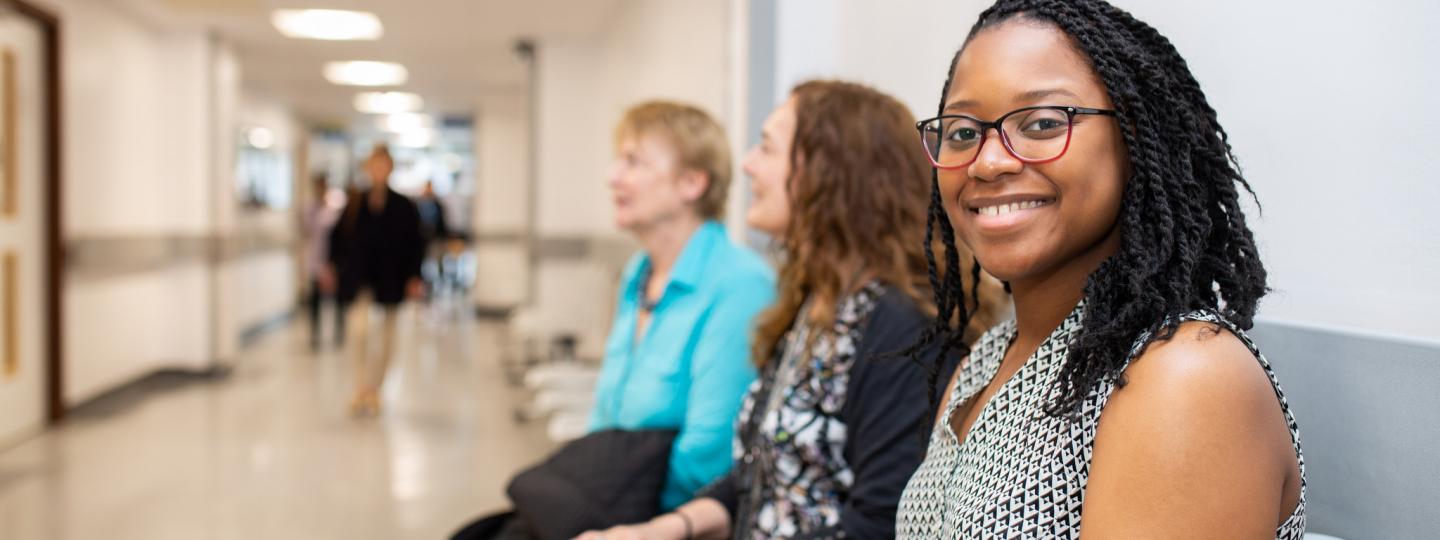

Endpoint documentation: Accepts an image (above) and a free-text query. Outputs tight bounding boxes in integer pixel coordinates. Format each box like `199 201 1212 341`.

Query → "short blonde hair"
614 101 732 220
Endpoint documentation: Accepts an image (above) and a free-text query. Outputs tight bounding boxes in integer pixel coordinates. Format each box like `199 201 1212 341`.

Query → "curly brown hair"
752 80 1004 367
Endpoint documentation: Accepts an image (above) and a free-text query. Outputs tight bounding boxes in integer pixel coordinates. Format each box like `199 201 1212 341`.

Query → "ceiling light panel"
381 113 433 132
354 92 424 114
395 129 435 148
324 61 408 86
272 9 383 41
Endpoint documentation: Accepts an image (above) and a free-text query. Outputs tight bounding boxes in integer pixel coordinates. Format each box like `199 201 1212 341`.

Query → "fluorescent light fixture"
324 61 408 87
382 113 433 132
395 129 435 148
354 92 424 114
246 127 275 149
272 9 383 41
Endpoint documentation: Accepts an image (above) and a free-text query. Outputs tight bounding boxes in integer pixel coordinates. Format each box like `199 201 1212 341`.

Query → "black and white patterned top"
896 303 1307 539
700 282 953 539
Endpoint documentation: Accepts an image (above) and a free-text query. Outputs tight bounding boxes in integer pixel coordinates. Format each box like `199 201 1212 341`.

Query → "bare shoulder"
1099 319 1287 449
1081 320 1297 537
1118 320 1275 408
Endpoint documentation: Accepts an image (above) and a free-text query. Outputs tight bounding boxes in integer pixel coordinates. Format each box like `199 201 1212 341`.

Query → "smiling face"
608 131 705 232
743 96 798 237
939 18 1130 285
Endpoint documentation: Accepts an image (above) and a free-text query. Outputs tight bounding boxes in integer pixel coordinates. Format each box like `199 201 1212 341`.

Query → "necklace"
638 264 661 313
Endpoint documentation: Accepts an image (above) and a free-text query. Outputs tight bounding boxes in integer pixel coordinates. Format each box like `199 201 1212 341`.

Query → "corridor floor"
0 303 555 539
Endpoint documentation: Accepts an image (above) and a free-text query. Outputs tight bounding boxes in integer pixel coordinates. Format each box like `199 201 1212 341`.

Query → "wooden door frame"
9 0 63 423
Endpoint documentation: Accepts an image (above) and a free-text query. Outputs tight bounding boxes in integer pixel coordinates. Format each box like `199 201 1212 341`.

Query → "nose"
967 127 1023 183
606 160 625 190
741 146 760 178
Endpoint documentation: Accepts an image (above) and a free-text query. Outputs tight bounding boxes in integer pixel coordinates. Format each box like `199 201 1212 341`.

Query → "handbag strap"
733 298 814 536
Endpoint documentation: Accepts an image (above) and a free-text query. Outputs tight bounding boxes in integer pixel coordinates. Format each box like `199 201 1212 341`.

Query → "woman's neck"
636 213 705 278
367 185 388 210
1010 269 1087 349
835 257 871 294
1009 229 1120 349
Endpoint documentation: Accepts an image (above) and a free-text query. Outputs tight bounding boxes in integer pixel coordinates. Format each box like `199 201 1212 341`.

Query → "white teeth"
977 200 1047 216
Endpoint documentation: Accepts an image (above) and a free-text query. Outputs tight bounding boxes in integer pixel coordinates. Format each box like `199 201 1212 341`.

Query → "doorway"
0 0 61 445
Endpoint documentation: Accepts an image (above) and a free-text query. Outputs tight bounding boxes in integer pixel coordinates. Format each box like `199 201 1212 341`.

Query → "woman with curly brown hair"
578 80 1006 540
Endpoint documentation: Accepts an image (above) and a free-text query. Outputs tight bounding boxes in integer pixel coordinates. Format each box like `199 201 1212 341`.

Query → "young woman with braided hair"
895 1 1306 538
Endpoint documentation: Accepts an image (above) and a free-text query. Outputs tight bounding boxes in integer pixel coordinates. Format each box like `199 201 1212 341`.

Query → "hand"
573 523 658 540
406 277 425 299
318 266 338 294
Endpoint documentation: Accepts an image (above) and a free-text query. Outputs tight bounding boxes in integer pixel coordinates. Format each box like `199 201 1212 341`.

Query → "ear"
675 168 710 205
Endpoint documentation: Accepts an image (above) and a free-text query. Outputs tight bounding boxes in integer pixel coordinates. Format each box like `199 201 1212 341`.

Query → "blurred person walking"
328 144 426 416
415 180 452 298
304 173 344 350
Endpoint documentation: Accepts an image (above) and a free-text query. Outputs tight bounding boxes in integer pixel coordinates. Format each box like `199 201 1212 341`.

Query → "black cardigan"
328 187 425 305
698 288 958 539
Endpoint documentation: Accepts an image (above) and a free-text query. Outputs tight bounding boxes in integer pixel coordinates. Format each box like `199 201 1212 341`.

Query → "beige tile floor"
0 303 555 540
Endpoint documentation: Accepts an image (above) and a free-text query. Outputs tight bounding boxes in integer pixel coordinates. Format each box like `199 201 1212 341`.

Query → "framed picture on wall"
0 47 13 218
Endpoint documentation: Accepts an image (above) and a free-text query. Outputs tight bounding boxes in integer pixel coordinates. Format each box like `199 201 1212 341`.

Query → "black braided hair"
911 0 1269 418
891 45 976 429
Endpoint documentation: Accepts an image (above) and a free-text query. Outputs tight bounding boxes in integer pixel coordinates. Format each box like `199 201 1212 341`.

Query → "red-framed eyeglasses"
916 105 1117 169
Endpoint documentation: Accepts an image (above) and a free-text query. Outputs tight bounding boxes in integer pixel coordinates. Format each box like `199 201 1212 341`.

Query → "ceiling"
119 0 625 125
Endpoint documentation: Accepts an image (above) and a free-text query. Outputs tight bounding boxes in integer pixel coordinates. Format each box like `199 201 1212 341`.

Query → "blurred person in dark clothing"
327 144 426 416
304 173 343 350
415 180 452 298
416 180 451 245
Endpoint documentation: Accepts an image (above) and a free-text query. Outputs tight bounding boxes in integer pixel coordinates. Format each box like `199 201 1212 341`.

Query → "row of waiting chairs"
502 310 601 443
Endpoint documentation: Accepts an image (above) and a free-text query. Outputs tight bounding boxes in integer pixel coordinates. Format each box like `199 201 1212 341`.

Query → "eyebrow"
944 88 1084 112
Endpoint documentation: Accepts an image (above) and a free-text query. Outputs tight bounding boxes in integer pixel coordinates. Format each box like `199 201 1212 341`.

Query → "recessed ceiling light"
324 61 408 87
272 9 383 41
246 127 275 149
354 92 424 114
381 113 433 132
395 129 435 148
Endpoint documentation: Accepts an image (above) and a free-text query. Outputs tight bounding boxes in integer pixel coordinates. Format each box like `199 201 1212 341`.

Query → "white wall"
527 0 733 354
774 0 983 123
475 94 531 235
34 0 303 404
40 0 219 403
770 0 1440 343
471 92 531 309
215 93 302 359
1114 0 1440 343
64 264 211 402
537 0 732 238
56 4 212 237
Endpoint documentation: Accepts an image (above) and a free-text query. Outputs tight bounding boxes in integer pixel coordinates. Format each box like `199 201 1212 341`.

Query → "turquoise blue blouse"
588 220 775 511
